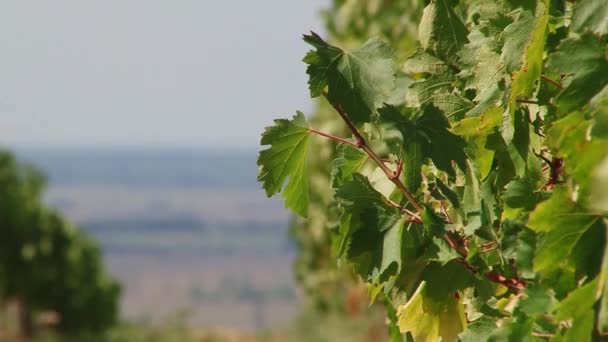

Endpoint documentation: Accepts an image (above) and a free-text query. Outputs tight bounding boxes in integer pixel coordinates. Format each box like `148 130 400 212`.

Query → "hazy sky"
0 1 327 147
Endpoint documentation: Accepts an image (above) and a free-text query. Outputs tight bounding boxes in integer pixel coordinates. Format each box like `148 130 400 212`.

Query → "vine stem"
308 128 359 148
319 91 526 292
322 91 423 212
387 199 423 223
540 75 563 89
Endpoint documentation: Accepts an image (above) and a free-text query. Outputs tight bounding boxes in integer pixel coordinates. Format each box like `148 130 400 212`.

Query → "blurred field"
19 147 299 333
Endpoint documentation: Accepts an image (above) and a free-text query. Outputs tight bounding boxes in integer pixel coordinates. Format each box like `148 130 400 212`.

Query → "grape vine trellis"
258 0 608 340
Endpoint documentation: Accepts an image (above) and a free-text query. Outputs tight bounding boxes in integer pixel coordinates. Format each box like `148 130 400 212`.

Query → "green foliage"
0 150 120 337
304 32 395 124
260 0 608 340
571 0 608 36
258 112 311 216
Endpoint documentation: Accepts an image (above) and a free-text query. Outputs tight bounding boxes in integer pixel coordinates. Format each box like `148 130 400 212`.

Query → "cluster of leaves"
260 0 608 340
286 0 425 316
0 151 120 336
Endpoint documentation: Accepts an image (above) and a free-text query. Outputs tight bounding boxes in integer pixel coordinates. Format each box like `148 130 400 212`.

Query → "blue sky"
0 1 327 147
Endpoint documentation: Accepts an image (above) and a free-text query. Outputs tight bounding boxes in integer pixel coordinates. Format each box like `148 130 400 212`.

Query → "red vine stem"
387 199 423 223
318 92 525 292
308 128 359 148
321 91 424 212
540 75 563 89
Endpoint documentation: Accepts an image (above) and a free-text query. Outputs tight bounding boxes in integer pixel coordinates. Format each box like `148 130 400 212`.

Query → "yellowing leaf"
397 281 467 342
503 6 549 144
451 106 502 178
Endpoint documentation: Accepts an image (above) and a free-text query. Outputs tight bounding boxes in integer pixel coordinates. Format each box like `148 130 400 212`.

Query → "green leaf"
553 310 595 342
422 261 476 301
345 215 407 285
547 34 608 113
547 111 608 202
406 73 454 108
501 108 530 177
501 221 537 280
303 32 395 124
429 237 461 265
335 173 392 209
528 186 600 272
503 6 548 144
434 177 460 209
331 145 368 188
402 49 449 76
431 92 474 120
554 278 598 321
451 106 502 178
381 105 467 190
257 112 311 216
507 10 547 103
419 0 468 65
518 286 556 316
459 317 497 342
335 173 404 281
462 161 484 234
458 29 504 101
503 178 537 211
379 217 408 280
571 0 608 36
500 11 537 74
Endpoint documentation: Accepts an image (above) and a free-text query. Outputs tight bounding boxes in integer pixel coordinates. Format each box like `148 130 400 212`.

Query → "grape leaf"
503 178 538 211
330 145 368 188
381 105 467 191
258 1 608 339
553 310 595 342
428 237 461 265
554 278 598 321
257 112 311 216
527 186 600 272
500 10 543 74
547 111 608 202
335 174 403 282
571 0 608 36
507 8 547 107
406 73 454 108
458 29 504 101
303 32 395 124
502 7 548 144
451 106 502 178
547 34 608 113
459 317 497 342
396 281 467 342
402 50 449 76
433 176 460 209
518 286 556 316
431 92 474 120
419 0 468 65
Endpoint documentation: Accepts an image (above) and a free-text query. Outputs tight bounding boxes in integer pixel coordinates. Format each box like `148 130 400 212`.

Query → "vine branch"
308 128 359 148
540 75 563 89
321 91 423 212
318 91 526 292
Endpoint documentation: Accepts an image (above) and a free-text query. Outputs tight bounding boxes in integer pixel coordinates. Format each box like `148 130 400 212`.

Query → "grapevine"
259 0 608 340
